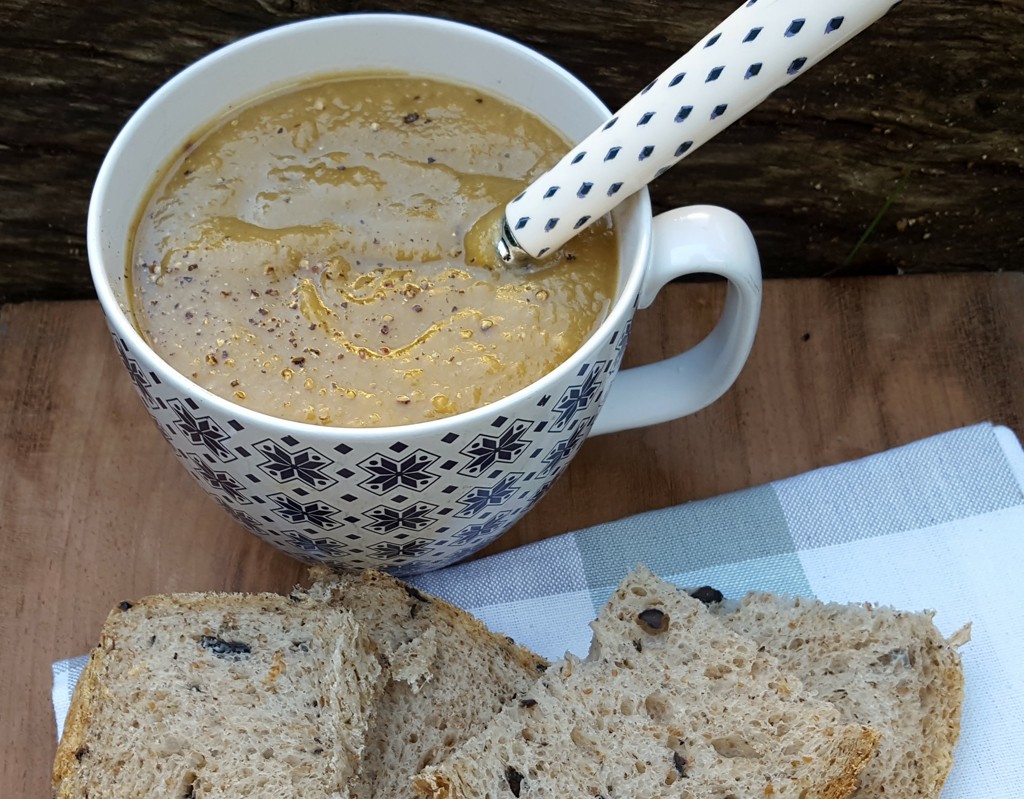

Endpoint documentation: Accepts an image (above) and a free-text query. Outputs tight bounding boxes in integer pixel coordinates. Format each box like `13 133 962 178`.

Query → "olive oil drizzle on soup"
129 75 619 428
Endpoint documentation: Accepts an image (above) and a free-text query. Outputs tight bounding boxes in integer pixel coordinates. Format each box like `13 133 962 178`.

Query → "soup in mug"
129 75 619 427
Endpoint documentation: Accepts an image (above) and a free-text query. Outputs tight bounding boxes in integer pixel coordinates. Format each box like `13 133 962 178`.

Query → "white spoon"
494 0 902 264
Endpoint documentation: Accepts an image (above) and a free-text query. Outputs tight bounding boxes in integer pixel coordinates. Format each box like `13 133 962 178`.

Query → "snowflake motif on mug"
268 493 342 531
188 454 250 504
168 399 235 462
458 418 533 477
539 423 589 478
450 511 514 545
369 537 435 562
362 502 439 535
357 449 440 494
455 473 523 518
551 361 606 431
279 531 348 560
114 337 158 409
255 439 338 489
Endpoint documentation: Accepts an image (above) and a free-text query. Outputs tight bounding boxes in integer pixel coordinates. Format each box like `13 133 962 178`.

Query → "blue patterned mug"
88 15 762 575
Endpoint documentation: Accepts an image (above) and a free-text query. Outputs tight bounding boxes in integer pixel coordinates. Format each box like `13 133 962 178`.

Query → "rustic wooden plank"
1 0 1022 302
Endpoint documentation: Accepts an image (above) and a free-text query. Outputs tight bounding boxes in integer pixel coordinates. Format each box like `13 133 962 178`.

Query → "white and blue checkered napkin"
54 422 1024 797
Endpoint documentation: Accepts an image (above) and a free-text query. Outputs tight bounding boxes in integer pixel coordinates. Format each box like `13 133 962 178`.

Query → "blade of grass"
833 170 912 274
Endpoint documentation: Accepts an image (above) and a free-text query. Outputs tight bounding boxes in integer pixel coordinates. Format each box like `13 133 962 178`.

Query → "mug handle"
590 205 762 436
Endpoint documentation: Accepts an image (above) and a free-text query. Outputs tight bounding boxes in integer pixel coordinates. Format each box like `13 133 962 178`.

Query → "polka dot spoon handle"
498 0 901 263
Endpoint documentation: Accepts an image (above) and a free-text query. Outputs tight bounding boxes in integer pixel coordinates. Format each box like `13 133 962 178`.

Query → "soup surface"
129 75 619 427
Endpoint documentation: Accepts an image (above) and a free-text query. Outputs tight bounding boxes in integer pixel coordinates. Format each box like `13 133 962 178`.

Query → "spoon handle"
498 0 900 262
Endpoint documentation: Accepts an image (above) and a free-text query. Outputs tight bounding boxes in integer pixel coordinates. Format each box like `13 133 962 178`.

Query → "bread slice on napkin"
711 592 969 799
413 565 879 799
307 568 550 799
52 592 382 799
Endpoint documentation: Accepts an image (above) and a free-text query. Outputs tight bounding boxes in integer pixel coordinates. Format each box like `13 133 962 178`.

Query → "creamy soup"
129 75 619 427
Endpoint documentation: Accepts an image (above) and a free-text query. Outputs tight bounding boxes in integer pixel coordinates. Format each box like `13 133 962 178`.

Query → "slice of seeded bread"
306 568 550 799
711 592 969 799
52 592 382 799
414 565 879 799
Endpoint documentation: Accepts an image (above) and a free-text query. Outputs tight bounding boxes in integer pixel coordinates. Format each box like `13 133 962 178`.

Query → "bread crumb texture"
52 592 381 799
414 565 880 799
713 592 967 799
308 568 549 799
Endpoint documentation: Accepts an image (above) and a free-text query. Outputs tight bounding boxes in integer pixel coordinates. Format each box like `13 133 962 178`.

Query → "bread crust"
311 568 547 673
308 569 548 799
52 638 104 797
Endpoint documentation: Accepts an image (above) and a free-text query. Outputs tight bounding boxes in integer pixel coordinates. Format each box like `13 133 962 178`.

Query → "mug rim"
88 13 652 439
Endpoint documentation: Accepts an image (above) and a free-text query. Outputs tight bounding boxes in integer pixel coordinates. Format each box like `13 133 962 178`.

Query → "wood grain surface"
2 273 1022 796
2 0 1023 302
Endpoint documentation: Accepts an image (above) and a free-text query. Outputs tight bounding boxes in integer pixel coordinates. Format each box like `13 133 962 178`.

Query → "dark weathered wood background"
1 0 1022 302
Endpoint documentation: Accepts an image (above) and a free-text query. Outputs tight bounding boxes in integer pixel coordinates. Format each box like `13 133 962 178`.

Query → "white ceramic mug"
89 14 762 575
